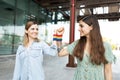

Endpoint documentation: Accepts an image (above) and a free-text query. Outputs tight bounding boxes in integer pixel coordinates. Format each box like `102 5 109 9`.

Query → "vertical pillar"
66 0 77 67
54 11 58 24
12 0 17 54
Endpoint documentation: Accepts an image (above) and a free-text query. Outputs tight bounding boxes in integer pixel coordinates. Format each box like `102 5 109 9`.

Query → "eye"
36 28 38 31
31 28 35 30
80 24 84 28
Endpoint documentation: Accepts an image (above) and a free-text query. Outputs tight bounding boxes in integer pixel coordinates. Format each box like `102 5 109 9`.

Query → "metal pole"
66 0 77 67
12 0 17 54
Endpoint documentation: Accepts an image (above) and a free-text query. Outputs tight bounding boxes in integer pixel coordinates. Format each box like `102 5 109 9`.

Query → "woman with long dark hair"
58 15 115 80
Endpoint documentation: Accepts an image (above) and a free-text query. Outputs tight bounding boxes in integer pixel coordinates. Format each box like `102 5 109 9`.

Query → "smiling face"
78 20 93 37
25 24 39 40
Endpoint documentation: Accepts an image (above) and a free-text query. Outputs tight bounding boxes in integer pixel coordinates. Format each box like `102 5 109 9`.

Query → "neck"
27 37 35 47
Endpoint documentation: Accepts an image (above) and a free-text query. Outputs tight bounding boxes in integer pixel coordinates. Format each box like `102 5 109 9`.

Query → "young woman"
13 21 58 80
58 15 115 80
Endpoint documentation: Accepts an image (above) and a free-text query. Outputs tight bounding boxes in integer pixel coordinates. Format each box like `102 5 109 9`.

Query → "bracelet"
53 34 63 41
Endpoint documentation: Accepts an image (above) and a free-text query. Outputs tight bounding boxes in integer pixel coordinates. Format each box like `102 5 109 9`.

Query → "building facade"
0 0 51 54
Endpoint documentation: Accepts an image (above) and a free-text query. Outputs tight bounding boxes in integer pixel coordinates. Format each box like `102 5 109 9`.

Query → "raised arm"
53 27 65 50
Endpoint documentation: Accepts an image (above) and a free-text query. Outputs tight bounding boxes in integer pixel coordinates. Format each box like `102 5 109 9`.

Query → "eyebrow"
30 27 38 29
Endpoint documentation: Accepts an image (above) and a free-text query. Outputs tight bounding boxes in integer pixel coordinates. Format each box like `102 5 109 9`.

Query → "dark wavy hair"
73 15 108 65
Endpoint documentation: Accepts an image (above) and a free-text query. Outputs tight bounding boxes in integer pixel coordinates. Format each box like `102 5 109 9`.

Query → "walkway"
0 50 120 80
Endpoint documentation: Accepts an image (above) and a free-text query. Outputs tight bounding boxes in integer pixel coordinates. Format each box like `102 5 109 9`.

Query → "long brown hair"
23 21 40 46
73 15 108 65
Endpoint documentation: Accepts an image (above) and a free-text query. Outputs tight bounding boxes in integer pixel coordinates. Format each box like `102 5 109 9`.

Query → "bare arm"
104 63 113 80
58 47 69 57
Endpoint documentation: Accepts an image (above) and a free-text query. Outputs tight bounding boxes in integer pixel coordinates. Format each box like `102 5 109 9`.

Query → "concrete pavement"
0 50 120 80
0 54 75 80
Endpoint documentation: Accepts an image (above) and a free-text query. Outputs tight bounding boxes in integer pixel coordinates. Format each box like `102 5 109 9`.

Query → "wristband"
53 34 63 41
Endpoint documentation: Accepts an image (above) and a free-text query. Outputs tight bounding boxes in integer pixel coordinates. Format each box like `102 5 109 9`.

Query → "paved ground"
0 50 120 80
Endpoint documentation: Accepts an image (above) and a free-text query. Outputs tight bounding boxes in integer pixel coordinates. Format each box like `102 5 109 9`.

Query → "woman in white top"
13 21 58 80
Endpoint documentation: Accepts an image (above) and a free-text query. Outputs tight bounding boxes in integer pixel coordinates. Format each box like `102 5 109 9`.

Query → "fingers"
57 27 64 32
